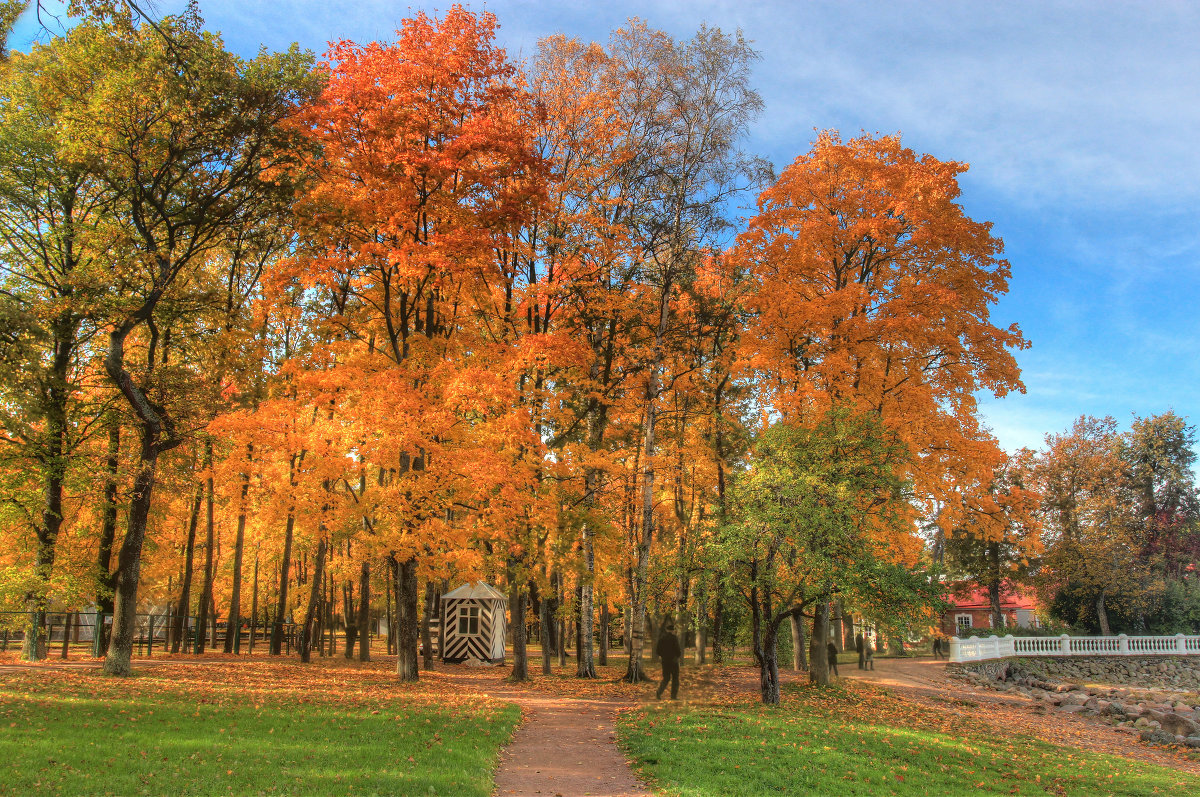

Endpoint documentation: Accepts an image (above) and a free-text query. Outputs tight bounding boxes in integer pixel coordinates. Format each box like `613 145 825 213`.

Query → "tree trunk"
249 551 259 654
421 580 436 671
510 580 528 681
342 580 357 659
103 424 160 676
598 601 609 666
224 458 250 653
577 525 597 678
791 608 808 671
625 396 657 685
987 542 1005 630
269 510 295 655
1096 589 1112 636
556 572 567 668
760 617 782 705
712 588 725 664
809 599 832 686
194 442 216 655
298 538 327 663
694 581 707 665
171 485 202 653
830 601 844 652
537 580 552 674
94 421 121 656
395 556 419 681
357 560 370 662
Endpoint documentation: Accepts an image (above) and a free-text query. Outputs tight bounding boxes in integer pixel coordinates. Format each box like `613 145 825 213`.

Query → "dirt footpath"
448 668 653 797
842 656 1200 775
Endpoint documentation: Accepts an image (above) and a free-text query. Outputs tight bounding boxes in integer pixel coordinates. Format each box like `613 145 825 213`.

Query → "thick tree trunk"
760 619 782 705
395 557 419 681
809 599 831 686
357 560 370 661
269 511 294 655
224 460 250 653
102 426 159 676
171 486 202 653
791 608 808 671
510 580 528 681
298 538 327 663
1096 589 1112 636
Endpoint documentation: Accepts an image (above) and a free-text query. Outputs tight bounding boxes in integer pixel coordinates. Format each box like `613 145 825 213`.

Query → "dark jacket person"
656 623 682 700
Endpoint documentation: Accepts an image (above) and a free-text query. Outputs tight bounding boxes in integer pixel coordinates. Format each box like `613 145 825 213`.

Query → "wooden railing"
949 633 1200 663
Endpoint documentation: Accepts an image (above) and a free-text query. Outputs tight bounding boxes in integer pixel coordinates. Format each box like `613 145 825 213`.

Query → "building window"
459 606 480 635
955 614 973 634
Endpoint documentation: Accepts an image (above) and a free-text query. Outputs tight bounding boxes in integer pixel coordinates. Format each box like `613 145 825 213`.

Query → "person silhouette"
655 620 682 700
826 641 839 677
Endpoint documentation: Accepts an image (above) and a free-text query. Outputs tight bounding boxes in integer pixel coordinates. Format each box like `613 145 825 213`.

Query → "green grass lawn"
0 661 519 796
618 681 1195 796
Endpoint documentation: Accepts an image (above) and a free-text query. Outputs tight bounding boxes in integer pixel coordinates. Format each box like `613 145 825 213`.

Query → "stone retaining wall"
956 655 1200 691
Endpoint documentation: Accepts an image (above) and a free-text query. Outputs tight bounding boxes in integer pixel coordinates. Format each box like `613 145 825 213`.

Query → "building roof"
442 582 507 601
946 582 1038 612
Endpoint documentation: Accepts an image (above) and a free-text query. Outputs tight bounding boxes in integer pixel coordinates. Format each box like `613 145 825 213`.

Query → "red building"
941 583 1040 637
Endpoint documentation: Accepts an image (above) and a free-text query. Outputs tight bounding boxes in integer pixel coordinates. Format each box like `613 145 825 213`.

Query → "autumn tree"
1036 413 1200 634
291 6 541 680
941 450 1042 629
17 12 318 675
0 35 113 659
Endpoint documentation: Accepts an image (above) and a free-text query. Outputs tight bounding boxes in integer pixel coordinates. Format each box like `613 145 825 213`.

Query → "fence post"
1002 634 1015 657
949 636 961 662
147 615 155 657
1059 634 1070 656
1177 633 1187 655
1117 633 1128 655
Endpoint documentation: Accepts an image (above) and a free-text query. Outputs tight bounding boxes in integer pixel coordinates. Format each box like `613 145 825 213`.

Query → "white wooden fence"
949 633 1200 663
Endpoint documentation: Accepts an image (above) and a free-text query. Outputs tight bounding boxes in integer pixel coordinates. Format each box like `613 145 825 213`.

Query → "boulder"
1139 729 1177 746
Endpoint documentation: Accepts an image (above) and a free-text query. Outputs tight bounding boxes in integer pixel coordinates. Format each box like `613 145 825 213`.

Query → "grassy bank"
618 680 1193 796
0 660 518 796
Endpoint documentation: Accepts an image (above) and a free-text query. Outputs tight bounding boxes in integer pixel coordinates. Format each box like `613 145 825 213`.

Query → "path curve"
447 667 653 797
841 656 1200 776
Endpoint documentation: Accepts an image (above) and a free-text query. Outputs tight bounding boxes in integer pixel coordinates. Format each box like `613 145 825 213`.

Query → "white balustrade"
948 633 1200 663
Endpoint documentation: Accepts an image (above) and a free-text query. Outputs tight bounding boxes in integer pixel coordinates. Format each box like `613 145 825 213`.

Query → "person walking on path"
932 636 944 660
855 632 865 669
826 641 839 677
655 620 681 700
864 638 875 671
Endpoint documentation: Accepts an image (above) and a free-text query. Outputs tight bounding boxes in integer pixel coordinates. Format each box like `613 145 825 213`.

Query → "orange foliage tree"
731 131 1028 672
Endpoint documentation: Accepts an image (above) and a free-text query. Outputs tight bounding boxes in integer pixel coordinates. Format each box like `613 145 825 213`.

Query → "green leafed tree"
718 408 922 702
10 10 318 675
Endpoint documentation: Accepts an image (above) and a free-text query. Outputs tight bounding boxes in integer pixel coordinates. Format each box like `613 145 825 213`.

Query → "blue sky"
11 0 1199 452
